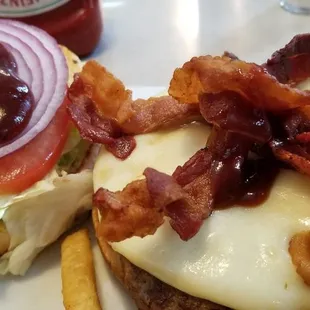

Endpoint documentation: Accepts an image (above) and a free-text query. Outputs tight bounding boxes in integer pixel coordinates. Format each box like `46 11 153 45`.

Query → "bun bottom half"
92 208 230 310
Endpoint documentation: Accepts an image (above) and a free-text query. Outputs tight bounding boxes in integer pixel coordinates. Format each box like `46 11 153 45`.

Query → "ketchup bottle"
0 0 103 57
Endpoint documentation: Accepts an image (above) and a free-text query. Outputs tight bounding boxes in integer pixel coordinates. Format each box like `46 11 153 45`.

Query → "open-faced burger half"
0 20 98 276
66 34 310 309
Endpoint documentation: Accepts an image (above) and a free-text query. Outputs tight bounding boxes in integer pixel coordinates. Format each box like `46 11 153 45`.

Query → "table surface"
3 2 310 309
91 0 310 88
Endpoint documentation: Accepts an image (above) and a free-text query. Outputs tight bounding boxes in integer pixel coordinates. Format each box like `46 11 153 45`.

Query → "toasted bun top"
60 45 82 85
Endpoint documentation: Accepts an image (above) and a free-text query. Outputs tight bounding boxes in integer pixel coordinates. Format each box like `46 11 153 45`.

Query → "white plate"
0 87 165 310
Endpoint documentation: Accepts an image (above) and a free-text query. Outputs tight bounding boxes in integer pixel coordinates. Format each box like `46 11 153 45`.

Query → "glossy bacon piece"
145 167 212 241
265 53 310 85
105 136 137 159
262 35 310 175
169 55 310 111
264 34 310 84
270 140 310 176
270 110 310 176
67 90 136 160
173 149 212 186
296 132 310 143
199 91 271 143
271 114 310 175
279 108 310 139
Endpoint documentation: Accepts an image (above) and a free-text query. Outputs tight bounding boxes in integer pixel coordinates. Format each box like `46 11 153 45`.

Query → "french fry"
61 229 102 310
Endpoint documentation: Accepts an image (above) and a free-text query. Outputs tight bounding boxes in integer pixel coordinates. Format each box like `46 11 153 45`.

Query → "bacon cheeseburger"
0 20 96 275
68 35 310 309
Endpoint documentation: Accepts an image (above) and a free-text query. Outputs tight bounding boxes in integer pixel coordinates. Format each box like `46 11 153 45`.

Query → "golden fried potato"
61 229 102 310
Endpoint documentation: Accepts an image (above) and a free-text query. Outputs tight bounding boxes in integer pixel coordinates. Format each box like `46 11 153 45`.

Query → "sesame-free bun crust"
92 207 230 310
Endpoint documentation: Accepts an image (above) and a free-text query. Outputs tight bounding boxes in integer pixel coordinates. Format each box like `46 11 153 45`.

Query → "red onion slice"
2 43 33 87
6 21 68 131
0 30 42 101
0 22 55 127
0 20 68 158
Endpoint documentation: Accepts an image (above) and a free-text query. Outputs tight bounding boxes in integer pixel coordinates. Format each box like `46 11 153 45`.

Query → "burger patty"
92 208 231 310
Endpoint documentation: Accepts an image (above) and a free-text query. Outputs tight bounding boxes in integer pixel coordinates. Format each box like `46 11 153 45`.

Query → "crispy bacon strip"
270 111 310 177
67 61 201 159
67 88 136 160
145 167 212 241
279 109 310 139
262 35 310 175
75 61 132 119
264 34 310 138
72 60 201 134
94 160 213 242
118 96 200 134
93 173 209 242
270 140 310 175
265 54 310 85
93 180 164 242
169 55 310 111
173 149 212 186
296 132 310 143
264 34 310 84
199 91 271 143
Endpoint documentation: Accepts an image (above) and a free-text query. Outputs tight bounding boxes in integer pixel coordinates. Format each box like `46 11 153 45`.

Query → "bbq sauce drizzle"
208 128 279 209
0 43 34 145
196 91 279 209
213 154 279 209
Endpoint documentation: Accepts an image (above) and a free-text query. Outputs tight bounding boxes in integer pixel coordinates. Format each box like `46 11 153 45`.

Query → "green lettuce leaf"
57 127 91 174
61 127 81 155
57 139 91 174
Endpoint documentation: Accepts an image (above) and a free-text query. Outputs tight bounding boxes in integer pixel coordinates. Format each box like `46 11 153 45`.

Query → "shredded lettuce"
0 170 93 275
57 139 91 174
0 127 94 275
57 127 91 174
62 127 81 155
0 171 59 220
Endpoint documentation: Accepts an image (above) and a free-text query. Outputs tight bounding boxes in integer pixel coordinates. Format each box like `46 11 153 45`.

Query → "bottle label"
0 0 70 17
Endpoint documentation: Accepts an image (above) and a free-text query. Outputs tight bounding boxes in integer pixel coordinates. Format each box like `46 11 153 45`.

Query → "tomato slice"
0 99 70 194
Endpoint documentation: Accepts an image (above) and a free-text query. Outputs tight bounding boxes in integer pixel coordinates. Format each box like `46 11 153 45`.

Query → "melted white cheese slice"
93 122 310 310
